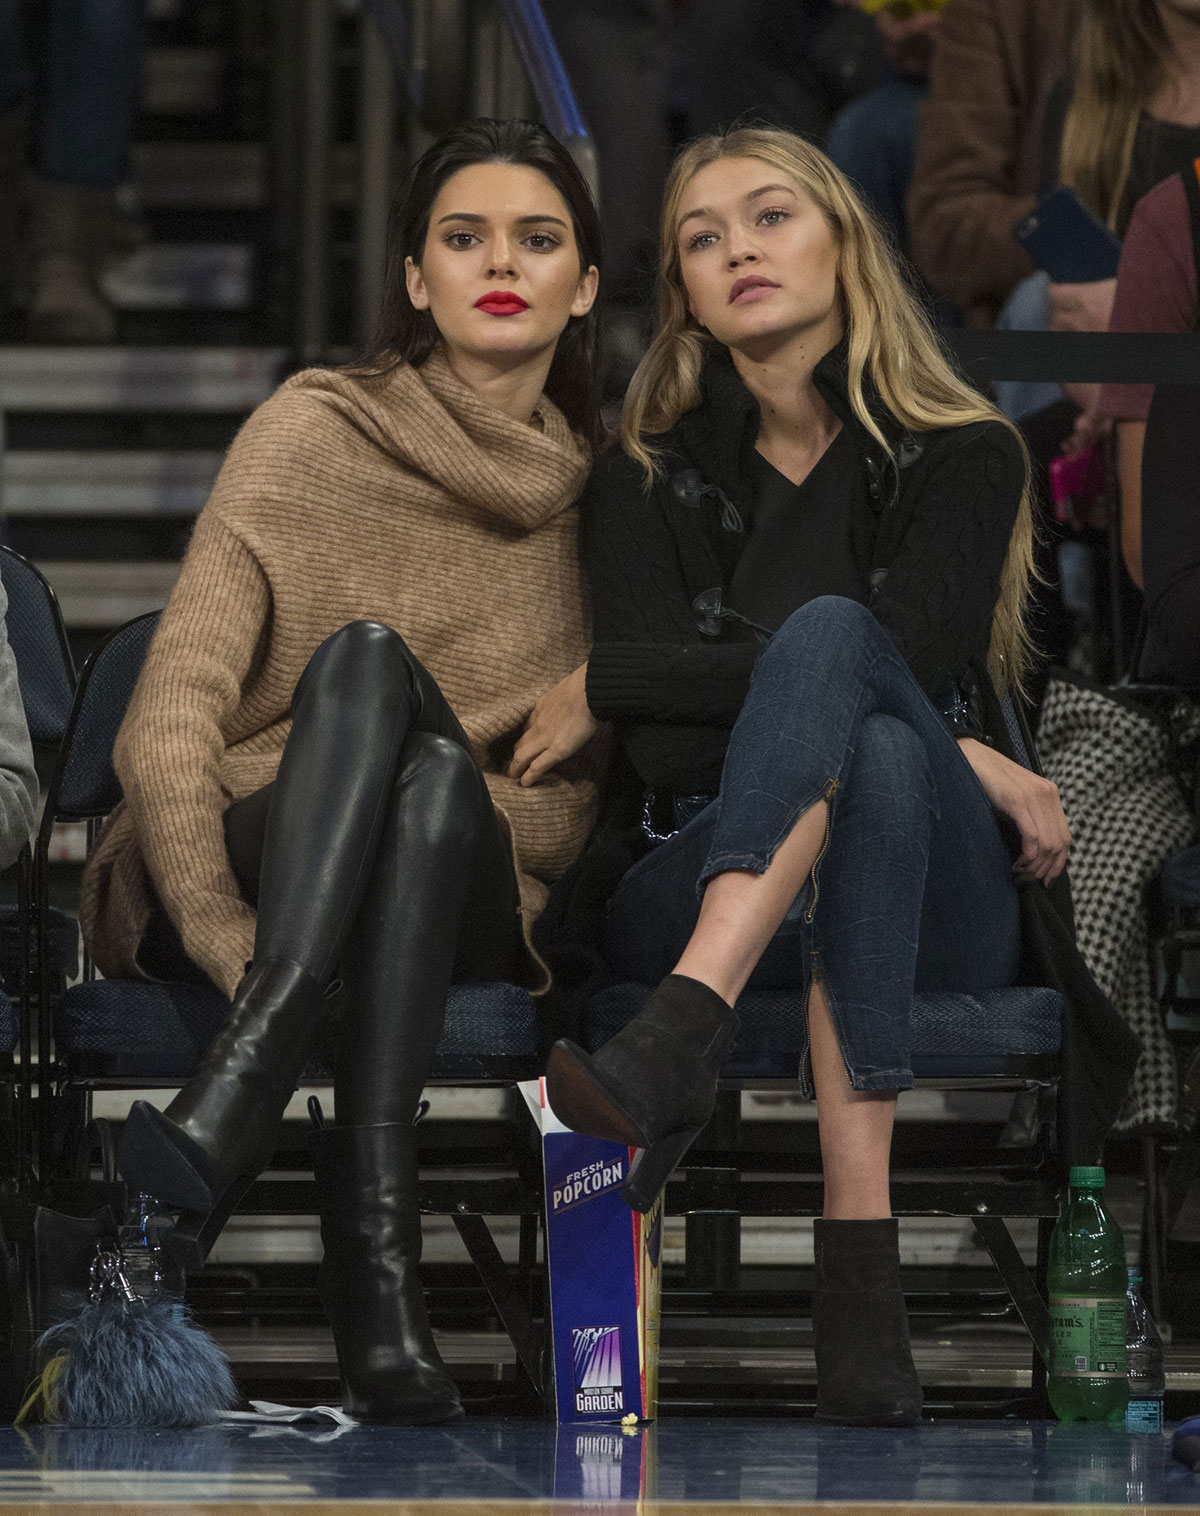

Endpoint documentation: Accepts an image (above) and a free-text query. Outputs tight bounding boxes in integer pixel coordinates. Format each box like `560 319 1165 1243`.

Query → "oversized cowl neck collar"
286 344 592 532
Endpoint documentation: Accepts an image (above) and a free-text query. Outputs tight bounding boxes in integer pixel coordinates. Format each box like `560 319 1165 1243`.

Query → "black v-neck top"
724 424 870 634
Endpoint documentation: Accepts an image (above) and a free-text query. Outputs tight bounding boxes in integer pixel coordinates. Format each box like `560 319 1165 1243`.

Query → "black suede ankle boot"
119 957 335 1269
311 1108 463 1425
812 1217 923 1426
546 973 739 1212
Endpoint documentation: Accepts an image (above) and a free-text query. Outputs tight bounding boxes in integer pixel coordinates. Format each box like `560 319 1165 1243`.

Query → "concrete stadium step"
2 451 223 516
0 345 283 411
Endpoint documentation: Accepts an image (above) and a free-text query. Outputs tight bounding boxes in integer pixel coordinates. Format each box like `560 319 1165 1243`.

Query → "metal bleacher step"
2 451 224 517
130 142 265 210
212 1322 1200 1397
0 8 351 638
7 247 252 328
0 345 283 412
141 47 228 117
100 244 252 312
129 141 356 210
30 560 179 627
202 1209 1041 1274
0 347 280 627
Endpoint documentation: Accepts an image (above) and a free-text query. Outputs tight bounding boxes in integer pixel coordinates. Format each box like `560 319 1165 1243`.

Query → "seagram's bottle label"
1049 1295 1128 1377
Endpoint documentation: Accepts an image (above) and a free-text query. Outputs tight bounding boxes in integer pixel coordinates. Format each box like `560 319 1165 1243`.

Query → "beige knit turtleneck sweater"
80 349 601 1000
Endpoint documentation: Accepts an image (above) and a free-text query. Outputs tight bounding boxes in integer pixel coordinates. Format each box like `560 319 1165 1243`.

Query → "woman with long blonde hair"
529 126 1134 1426
1037 0 1200 350
1053 0 1200 584
1013 1 1200 470
1059 0 1200 237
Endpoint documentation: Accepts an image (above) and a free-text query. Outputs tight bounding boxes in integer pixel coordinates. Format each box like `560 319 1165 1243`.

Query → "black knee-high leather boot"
119 959 336 1270
308 732 516 1423
310 1108 463 1425
812 1217 923 1426
118 622 448 1269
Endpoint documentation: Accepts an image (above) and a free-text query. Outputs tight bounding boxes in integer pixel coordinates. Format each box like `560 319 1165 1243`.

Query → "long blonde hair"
622 127 1037 698
1059 0 1170 232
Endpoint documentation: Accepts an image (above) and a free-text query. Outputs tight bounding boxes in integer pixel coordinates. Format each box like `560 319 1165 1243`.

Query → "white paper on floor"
223 1400 358 1427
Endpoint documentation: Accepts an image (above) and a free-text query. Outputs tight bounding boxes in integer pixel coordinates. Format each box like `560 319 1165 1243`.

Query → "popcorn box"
520 1078 662 1423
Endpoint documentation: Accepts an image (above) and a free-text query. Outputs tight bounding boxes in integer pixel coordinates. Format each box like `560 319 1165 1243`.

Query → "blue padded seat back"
55 977 538 1081
53 613 159 819
427 981 539 1078
1157 841 1200 910
1 547 75 747
0 986 15 1055
584 983 1063 1081
0 903 79 995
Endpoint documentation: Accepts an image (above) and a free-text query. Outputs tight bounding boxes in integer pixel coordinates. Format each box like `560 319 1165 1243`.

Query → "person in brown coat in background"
907 0 1080 326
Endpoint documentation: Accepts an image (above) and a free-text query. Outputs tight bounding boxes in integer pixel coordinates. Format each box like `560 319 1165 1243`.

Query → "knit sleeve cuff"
586 643 671 721
586 640 758 723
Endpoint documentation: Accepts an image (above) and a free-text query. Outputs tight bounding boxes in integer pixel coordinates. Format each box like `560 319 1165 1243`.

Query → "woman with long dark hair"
80 119 606 1424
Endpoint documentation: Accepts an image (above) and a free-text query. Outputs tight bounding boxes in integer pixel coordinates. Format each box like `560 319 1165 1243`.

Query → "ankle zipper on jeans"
804 778 839 924
803 953 856 1092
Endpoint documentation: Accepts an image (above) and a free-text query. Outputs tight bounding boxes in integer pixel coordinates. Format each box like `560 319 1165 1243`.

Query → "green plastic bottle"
1048 1166 1130 1422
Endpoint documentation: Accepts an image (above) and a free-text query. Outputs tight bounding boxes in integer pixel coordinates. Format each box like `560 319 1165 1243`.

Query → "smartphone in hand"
1014 187 1122 284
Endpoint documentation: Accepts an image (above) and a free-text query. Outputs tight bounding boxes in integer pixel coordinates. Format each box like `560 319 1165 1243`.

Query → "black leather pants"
153 620 523 1127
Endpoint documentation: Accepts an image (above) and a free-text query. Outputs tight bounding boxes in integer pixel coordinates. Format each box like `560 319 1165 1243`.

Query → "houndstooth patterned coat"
1037 676 1194 1131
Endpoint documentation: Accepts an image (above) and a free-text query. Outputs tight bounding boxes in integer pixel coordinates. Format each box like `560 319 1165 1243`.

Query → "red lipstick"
475 292 529 315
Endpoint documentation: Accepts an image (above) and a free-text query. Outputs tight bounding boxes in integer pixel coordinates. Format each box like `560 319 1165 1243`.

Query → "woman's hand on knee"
956 738 1071 884
508 662 600 787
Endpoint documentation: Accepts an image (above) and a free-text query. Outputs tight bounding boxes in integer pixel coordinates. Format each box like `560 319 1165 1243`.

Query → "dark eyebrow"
678 182 799 231
434 211 570 228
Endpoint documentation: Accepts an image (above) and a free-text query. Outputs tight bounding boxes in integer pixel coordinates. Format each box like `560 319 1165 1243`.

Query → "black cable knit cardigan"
583 340 1023 792
535 342 1140 1164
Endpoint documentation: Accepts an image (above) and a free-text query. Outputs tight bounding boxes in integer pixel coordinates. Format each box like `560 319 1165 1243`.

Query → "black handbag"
1 1119 233 1426
1 1171 126 1421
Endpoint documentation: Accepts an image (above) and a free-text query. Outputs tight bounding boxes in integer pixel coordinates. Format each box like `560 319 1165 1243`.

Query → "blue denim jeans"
603 597 1022 1094
0 0 145 187
825 77 925 251
0 2 33 117
993 272 1062 423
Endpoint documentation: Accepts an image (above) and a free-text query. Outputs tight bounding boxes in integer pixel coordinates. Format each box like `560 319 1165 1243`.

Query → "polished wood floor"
0 1418 1195 1511
0 1503 1191 1515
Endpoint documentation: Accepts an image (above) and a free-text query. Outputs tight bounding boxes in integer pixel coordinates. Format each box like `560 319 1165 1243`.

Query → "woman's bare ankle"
667 956 740 1008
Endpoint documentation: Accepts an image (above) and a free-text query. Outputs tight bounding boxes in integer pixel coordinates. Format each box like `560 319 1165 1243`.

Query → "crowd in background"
544 0 1200 705
0 3 1197 876
0 0 1193 1206
0 3 1194 760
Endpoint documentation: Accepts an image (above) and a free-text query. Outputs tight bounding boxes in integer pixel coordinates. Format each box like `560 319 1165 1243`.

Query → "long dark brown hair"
350 118 604 451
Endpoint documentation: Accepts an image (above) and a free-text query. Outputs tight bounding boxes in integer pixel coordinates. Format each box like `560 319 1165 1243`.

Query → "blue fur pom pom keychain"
18 1217 237 1428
